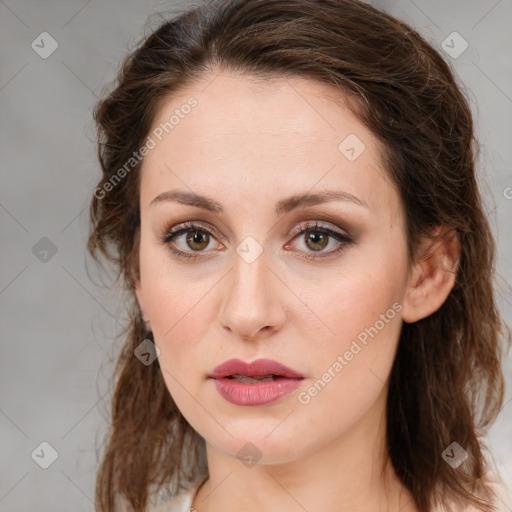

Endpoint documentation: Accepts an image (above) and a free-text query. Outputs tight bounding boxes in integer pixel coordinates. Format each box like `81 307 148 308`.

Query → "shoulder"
152 476 208 512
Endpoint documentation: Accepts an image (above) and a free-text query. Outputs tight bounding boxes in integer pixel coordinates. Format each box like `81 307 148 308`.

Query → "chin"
206 418 309 465
226 438 303 466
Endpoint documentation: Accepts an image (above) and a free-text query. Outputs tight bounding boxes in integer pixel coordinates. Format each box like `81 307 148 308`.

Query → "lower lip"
211 377 303 406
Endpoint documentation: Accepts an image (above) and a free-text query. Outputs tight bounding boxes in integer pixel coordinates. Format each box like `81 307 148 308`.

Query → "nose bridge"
234 242 270 295
218 241 285 339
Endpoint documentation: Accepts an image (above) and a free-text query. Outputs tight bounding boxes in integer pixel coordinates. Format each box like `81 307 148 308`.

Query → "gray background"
0 1 511 511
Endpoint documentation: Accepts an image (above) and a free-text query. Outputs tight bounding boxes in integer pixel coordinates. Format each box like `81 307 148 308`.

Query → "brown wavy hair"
86 1 510 511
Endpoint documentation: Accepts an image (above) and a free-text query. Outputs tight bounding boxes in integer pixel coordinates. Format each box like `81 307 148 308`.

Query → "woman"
87 1 510 511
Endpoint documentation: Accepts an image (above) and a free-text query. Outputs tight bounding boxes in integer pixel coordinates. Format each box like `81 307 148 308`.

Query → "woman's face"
135 70 413 464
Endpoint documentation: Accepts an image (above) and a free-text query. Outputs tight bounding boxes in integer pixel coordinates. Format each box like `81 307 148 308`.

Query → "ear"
402 226 461 324
130 256 147 320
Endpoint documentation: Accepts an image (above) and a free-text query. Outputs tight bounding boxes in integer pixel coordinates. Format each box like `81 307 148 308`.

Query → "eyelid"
163 219 351 244
287 220 352 240
163 220 224 242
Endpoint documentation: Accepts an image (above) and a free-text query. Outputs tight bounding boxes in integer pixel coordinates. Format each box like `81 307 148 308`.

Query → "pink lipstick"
208 358 304 406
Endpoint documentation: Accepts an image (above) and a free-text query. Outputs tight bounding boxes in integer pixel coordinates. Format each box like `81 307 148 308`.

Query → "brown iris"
304 230 329 251
186 230 210 251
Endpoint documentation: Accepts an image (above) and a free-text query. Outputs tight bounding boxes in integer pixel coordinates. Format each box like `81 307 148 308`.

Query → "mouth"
207 358 304 406
224 374 286 383
207 357 305 381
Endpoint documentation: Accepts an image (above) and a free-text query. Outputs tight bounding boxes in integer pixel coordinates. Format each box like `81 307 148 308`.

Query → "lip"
208 358 304 379
208 358 305 406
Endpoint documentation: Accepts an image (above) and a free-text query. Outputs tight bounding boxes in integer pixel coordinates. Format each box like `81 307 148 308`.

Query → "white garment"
153 477 207 512
153 474 511 512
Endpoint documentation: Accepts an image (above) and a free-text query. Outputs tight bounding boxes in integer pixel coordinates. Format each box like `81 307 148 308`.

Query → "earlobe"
129 238 151 329
130 259 147 320
134 276 152 329
134 278 144 314
402 227 460 324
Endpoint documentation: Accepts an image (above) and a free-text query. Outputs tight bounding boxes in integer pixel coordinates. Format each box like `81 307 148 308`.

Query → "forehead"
140 70 400 221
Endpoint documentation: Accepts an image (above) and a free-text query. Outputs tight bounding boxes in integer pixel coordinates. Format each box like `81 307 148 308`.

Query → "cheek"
289 243 406 408
300 281 402 394
143 269 214 418
145 279 213 358
139 243 214 364
293 249 406 360
291 273 404 443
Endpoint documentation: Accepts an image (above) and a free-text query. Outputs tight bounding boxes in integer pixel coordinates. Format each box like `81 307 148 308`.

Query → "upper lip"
208 358 304 379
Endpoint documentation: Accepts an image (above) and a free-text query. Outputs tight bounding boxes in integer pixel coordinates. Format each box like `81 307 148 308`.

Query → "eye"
284 221 354 260
159 220 354 262
159 222 224 261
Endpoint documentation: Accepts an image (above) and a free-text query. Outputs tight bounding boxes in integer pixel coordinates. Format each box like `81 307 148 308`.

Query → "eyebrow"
149 189 368 214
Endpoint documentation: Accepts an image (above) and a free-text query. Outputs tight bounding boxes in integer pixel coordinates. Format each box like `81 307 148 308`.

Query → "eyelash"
159 221 354 261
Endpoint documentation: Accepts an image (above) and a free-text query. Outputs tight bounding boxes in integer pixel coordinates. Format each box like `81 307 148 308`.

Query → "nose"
218 247 287 342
